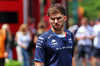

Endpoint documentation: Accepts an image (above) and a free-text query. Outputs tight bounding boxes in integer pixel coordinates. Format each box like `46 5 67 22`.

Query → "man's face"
49 13 67 31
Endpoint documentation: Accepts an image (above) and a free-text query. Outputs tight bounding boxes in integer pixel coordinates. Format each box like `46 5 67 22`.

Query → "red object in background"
55 0 62 3
12 47 17 60
44 0 51 15
0 0 24 35
43 0 51 31
0 0 29 60
31 0 40 29
43 15 51 31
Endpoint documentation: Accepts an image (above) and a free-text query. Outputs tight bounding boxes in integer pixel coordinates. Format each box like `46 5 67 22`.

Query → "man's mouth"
54 24 59 28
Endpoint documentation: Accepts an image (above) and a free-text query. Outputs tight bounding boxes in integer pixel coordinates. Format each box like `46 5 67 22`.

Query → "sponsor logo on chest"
51 39 58 47
68 38 73 43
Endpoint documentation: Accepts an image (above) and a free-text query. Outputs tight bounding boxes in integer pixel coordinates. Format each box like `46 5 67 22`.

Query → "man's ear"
64 16 67 21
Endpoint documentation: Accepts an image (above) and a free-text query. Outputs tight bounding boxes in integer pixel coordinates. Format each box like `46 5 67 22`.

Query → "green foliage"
78 0 100 20
5 59 22 66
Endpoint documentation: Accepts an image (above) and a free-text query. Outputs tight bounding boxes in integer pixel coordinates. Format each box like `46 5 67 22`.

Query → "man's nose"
54 19 58 23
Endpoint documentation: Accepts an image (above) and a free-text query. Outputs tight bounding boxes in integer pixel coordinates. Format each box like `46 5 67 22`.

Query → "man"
75 17 93 66
91 19 100 66
34 3 76 66
0 28 10 66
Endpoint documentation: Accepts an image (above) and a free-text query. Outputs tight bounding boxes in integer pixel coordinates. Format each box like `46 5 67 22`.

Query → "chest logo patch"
69 38 73 43
51 39 58 47
69 38 72 40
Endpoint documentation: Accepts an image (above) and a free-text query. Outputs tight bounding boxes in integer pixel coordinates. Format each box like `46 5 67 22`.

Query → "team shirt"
34 29 74 66
75 25 93 46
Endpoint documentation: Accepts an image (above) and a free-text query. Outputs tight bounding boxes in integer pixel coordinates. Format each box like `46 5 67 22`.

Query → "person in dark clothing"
34 3 76 66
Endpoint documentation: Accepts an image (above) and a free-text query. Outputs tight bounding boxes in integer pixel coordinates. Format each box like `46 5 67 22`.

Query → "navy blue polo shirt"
34 29 74 66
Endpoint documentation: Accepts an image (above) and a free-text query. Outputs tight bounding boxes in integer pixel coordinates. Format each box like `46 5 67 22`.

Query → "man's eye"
57 17 61 20
51 18 55 20
50 17 61 21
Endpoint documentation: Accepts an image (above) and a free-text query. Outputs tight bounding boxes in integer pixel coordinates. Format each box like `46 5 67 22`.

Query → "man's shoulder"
65 29 72 32
39 30 52 39
65 30 73 36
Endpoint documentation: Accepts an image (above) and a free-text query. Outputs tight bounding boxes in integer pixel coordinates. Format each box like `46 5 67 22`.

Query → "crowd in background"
0 15 50 66
1 16 100 66
68 17 100 66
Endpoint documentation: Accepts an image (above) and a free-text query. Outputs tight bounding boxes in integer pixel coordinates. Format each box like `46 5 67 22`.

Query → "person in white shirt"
75 17 93 66
91 19 100 66
17 24 31 66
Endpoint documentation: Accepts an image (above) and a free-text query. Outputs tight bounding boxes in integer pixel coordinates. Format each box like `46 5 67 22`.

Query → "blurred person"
89 20 95 49
43 15 51 31
34 22 46 44
33 22 46 56
90 19 100 66
2 24 12 43
75 17 93 66
2 24 12 59
17 24 31 66
68 24 78 35
34 3 76 66
28 17 36 38
27 18 36 65
15 28 23 63
89 20 95 27
0 24 10 66
68 24 79 55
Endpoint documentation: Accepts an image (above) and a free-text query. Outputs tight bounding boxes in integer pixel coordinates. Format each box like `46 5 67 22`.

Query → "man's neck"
51 28 65 35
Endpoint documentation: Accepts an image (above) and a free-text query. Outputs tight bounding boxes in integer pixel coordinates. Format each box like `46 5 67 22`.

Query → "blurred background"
0 0 100 66
1 0 100 35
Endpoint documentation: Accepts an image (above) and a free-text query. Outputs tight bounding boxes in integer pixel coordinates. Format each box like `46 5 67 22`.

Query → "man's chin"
54 28 61 31
52 26 62 31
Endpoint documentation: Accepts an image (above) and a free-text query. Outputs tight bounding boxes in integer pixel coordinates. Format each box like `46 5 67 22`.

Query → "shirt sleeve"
34 36 45 62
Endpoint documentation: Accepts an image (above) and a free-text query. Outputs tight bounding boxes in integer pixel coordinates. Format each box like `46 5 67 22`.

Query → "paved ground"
75 54 100 66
